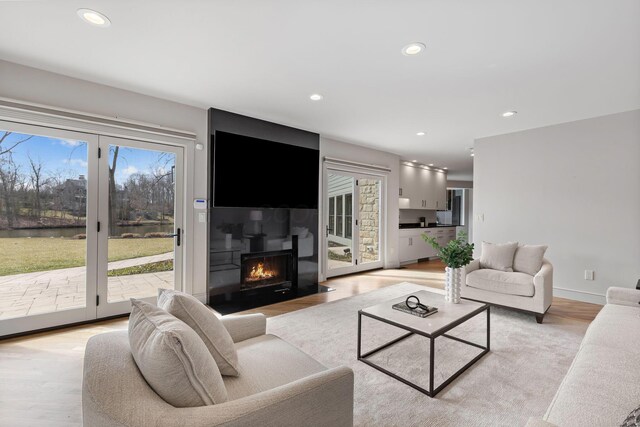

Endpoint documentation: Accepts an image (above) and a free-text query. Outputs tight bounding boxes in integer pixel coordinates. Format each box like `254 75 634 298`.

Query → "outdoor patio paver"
0 252 174 320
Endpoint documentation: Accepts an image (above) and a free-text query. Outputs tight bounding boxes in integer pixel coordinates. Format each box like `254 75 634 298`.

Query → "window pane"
106 145 176 303
336 195 343 237
328 197 335 234
345 193 352 239
0 130 88 319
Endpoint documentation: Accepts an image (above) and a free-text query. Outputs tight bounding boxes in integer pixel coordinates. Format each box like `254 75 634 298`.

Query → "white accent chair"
461 258 553 323
83 313 354 426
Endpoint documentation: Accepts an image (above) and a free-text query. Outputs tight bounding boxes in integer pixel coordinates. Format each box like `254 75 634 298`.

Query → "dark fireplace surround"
208 109 320 314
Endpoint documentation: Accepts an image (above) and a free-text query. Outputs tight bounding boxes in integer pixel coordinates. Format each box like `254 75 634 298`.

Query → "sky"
0 130 174 184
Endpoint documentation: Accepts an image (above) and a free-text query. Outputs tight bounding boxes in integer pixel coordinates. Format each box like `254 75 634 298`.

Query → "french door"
0 122 183 336
96 136 183 318
325 168 385 277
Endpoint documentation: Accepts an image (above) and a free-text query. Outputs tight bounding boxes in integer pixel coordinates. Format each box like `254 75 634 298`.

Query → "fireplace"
208 108 319 314
241 250 293 291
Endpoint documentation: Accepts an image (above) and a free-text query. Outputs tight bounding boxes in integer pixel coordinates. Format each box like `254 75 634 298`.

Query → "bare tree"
108 146 120 235
0 131 33 156
28 155 46 219
0 155 21 228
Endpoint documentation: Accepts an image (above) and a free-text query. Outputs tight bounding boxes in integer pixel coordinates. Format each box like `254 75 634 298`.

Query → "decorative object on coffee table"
422 231 474 303
392 295 438 318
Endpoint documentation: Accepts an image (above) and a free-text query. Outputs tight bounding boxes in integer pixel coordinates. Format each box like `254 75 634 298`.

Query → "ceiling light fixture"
402 42 426 56
502 110 517 117
309 93 323 101
416 131 425 136
412 159 418 162
470 153 475 157
77 8 111 27
428 163 434 166
443 167 448 170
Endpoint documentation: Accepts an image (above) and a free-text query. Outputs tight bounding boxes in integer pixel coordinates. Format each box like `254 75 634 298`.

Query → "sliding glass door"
325 169 384 277
0 123 184 336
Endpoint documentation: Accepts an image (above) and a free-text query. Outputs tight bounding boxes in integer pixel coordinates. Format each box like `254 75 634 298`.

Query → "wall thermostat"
193 199 208 209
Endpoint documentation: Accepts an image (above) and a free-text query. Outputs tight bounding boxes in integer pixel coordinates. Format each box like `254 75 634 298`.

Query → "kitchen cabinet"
398 227 456 263
399 163 448 210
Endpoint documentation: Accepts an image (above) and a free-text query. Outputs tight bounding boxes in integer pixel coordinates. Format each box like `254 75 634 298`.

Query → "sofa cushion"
480 241 518 272
158 288 239 376
223 334 327 400
513 244 547 276
545 343 640 427
128 299 228 407
466 269 534 297
579 304 640 352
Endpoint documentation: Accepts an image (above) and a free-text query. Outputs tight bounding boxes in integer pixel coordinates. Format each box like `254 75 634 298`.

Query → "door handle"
167 228 181 246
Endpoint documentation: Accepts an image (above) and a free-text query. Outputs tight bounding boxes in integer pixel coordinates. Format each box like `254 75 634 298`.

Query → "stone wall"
358 179 380 262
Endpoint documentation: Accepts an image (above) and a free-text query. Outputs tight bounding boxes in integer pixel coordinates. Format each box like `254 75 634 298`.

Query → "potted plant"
422 231 474 303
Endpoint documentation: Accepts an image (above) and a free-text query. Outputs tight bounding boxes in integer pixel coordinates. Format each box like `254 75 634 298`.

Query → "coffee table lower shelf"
357 305 490 398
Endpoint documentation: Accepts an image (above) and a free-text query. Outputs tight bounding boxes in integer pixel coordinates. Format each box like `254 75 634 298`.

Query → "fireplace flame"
248 262 276 282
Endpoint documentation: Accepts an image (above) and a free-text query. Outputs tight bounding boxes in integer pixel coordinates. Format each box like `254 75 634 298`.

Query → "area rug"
266 282 589 427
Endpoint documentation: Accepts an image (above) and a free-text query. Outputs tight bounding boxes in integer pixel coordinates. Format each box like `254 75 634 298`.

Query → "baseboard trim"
553 287 605 305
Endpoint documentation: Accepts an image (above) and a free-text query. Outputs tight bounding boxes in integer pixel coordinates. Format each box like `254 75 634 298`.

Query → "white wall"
320 137 400 280
473 110 640 304
0 60 210 300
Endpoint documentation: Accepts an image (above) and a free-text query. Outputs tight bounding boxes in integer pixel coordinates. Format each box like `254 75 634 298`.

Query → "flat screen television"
212 131 319 208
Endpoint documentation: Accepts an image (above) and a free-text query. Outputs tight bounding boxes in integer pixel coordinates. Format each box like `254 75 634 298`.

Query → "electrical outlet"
584 270 594 281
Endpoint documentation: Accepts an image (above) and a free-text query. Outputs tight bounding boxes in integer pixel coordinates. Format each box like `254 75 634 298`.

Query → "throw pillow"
513 244 548 276
158 289 239 376
480 241 518 272
128 299 227 407
620 405 640 427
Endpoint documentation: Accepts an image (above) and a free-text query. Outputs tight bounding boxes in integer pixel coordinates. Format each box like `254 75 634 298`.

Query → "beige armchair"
461 259 553 323
83 313 354 427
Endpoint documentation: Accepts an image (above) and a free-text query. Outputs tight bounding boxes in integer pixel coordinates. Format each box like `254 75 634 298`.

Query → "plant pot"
224 233 232 249
445 267 462 303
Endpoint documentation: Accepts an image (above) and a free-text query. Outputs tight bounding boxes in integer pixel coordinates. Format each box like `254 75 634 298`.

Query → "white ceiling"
1 1 639 180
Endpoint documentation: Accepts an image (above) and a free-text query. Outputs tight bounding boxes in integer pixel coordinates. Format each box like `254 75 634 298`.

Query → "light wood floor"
0 260 603 426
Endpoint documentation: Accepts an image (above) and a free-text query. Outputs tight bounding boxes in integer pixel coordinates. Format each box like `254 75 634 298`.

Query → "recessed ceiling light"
402 42 426 56
428 163 434 166
470 153 475 157
77 8 111 27
502 111 517 117
416 131 425 136
309 93 323 101
443 167 448 170
412 159 418 162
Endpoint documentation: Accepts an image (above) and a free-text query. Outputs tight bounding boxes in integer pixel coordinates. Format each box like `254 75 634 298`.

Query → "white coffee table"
357 289 490 397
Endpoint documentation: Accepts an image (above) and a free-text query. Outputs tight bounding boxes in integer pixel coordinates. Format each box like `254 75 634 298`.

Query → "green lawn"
0 237 173 276
108 260 173 277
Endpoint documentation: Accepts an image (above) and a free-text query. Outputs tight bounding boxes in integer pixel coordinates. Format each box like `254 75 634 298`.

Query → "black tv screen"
213 131 319 208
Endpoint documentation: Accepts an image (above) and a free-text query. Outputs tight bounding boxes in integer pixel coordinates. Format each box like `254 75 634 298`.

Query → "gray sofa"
462 258 553 323
527 287 640 426
83 313 354 427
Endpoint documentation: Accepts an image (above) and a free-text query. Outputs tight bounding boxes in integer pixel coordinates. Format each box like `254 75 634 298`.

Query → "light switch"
584 270 594 280
198 212 207 223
